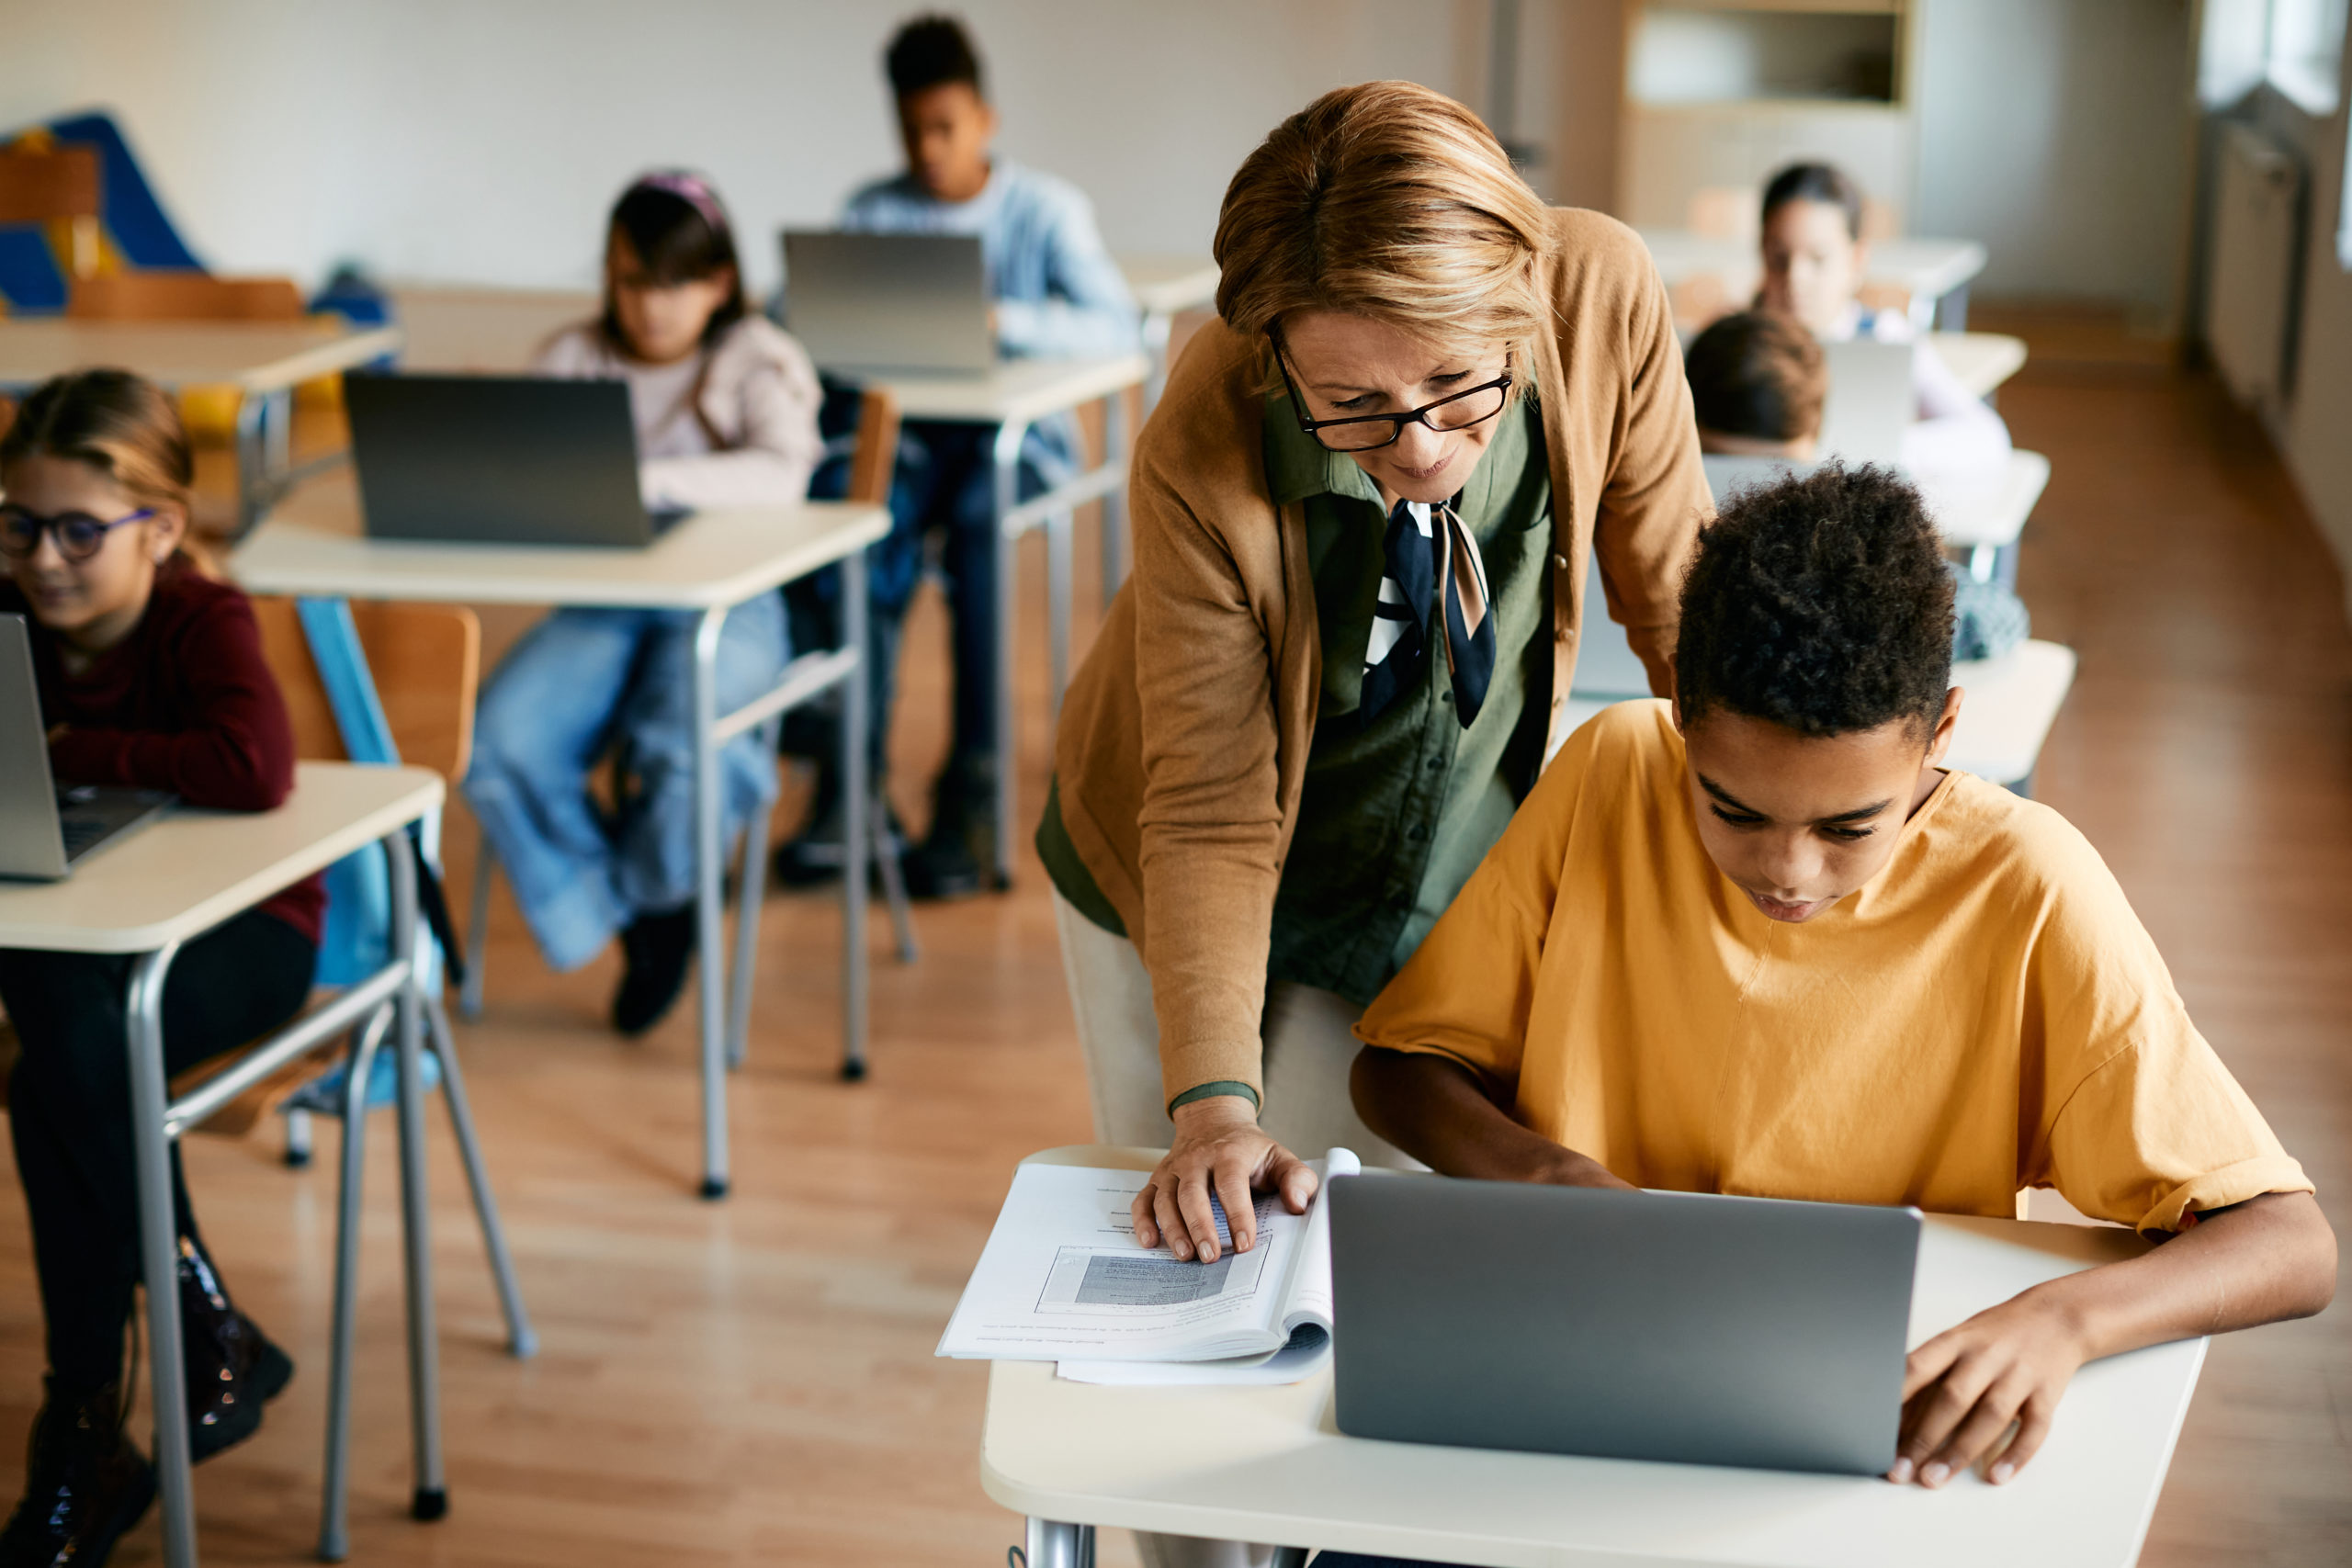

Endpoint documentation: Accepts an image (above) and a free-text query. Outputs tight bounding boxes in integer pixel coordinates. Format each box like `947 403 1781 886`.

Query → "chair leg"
423 991 537 1359
460 837 493 1021
284 1106 314 1168
726 719 781 1073
320 1006 390 1563
872 789 919 964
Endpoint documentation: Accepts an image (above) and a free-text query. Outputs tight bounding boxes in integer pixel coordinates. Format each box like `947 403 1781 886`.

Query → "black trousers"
0 911 315 1393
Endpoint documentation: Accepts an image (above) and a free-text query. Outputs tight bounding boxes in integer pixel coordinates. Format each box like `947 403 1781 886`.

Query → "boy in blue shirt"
780 13 1137 897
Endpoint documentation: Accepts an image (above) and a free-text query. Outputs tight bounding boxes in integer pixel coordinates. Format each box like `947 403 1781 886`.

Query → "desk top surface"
866 353 1150 423
1639 231 1989 299
981 1145 2193 1568
232 471 889 608
0 318 401 392
1119 255 1221 317
1931 332 2030 400
0 762 440 954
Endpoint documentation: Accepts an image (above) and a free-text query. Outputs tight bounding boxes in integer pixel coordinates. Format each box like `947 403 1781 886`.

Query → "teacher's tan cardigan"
1052 207 1713 1106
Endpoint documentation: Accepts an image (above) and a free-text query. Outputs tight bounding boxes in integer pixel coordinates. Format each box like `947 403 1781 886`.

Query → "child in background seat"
0 371 319 1567
1756 162 2010 503
462 173 822 1035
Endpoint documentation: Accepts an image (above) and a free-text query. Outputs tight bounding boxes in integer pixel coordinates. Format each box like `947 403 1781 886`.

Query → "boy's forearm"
2024 1191 2335 1362
1351 1048 1631 1188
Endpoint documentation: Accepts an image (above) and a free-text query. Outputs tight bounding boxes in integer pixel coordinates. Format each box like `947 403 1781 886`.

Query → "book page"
936 1161 1319 1362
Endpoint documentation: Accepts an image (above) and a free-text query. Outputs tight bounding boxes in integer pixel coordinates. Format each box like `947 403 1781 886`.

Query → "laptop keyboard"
59 816 107 858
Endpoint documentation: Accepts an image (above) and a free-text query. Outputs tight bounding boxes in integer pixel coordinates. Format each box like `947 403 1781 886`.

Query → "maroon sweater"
2 562 324 943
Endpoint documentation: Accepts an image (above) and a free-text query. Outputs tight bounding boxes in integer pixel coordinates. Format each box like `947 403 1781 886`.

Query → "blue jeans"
463 598 787 972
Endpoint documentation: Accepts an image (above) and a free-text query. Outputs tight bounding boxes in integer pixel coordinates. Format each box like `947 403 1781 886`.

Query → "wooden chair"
66 271 305 321
0 145 102 284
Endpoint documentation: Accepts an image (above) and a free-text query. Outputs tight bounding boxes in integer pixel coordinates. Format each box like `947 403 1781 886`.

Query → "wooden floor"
3 329 2348 1565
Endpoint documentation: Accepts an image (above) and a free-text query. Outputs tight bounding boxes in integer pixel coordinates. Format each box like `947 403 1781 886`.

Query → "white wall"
1913 0 2196 315
5 0 1474 296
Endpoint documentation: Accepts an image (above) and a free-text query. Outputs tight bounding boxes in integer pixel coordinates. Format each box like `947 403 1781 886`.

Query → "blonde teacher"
1039 81 1711 1311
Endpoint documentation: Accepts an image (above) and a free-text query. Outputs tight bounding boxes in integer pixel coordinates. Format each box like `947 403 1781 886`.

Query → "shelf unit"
1617 0 1918 233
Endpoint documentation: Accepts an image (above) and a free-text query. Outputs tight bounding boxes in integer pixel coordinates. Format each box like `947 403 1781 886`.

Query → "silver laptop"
1329 1176 1921 1474
782 231 992 375
0 615 172 880
1817 339 1916 467
345 374 686 547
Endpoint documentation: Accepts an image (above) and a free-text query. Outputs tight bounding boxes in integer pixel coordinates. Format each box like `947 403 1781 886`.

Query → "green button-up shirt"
1036 389 1555 1008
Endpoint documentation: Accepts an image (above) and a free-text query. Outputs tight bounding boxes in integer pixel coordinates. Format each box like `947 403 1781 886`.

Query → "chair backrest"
68 272 306 321
844 383 901 507
0 146 102 281
249 597 481 784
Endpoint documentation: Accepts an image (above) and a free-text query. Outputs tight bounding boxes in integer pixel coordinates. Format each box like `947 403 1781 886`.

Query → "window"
2267 0 2347 114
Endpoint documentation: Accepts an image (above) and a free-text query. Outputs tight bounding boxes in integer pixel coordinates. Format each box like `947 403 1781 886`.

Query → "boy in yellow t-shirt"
1351 464 2334 1492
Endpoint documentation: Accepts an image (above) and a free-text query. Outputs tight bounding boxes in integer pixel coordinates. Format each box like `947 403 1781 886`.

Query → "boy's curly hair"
1674 462 1954 738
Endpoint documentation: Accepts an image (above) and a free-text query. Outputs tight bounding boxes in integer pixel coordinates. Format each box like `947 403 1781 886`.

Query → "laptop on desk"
345 374 687 547
0 615 172 881
781 231 993 376
1818 339 1917 468
1329 1176 1922 1475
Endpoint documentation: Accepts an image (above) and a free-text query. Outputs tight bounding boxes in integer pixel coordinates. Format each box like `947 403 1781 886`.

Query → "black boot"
179 1234 293 1464
902 754 995 901
0 1380 154 1568
612 902 697 1036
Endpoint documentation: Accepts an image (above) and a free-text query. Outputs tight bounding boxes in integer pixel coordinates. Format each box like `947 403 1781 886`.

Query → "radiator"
2207 122 2303 409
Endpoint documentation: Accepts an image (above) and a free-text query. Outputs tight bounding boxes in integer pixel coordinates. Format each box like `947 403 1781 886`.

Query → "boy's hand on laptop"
1133 1097 1317 1264
1889 1294 2085 1489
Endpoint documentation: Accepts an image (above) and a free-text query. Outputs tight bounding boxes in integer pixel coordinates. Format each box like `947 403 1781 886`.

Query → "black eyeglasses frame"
1269 329 1514 453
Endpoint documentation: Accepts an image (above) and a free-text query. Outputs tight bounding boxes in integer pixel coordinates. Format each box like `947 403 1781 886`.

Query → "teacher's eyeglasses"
1272 332 1512 453
0 505 157 563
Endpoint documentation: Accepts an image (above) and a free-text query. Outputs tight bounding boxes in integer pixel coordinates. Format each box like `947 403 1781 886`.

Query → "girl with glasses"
1035 81 1713 1568
0 369 319 1567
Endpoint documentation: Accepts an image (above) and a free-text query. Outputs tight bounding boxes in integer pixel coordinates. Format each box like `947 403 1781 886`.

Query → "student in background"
0 371 316 1565
775 12 1137 898
1349 466 2332 1521
1756 162 2009 497
1686 310 2028 662
463 173 822 1035
1682 309 1824 460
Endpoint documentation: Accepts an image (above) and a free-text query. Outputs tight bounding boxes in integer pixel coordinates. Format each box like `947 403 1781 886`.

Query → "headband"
630 171 729 235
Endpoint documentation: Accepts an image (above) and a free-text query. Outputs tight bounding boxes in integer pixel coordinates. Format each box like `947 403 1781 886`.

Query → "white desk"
0 763 448 1568
1930 331 2030 400
1638 231 1990 330
1929 450 2052 588
0 316 402 531
1118 254 1220 410
233 472 892 1196
984 1146 2201 1568
869 353 1151 887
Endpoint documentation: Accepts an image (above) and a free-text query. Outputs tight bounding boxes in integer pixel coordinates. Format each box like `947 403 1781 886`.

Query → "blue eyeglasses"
0 505 157 563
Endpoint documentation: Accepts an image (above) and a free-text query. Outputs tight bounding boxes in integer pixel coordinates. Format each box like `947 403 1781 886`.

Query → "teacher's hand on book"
1132 1097 1318 1264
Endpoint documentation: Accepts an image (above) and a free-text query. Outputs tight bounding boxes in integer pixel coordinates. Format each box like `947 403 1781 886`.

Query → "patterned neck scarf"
1359 495 1495 728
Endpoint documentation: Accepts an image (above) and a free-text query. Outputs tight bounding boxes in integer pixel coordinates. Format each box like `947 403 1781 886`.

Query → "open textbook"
938 1150 1360 1372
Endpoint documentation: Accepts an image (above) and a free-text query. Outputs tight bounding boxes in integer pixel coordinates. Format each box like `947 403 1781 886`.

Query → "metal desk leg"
840 546 872 1079
386 833 447 1521
990 418 1031 891
459 843 493 1021
1046 510 1074 711
1024 1518 1093 1568
234 392 270 536
126 942 196 1568
1101 388 1129 604
1939 283 1971 332
726 714 780 1075
320 1005 391 1562
690 606 731 1198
